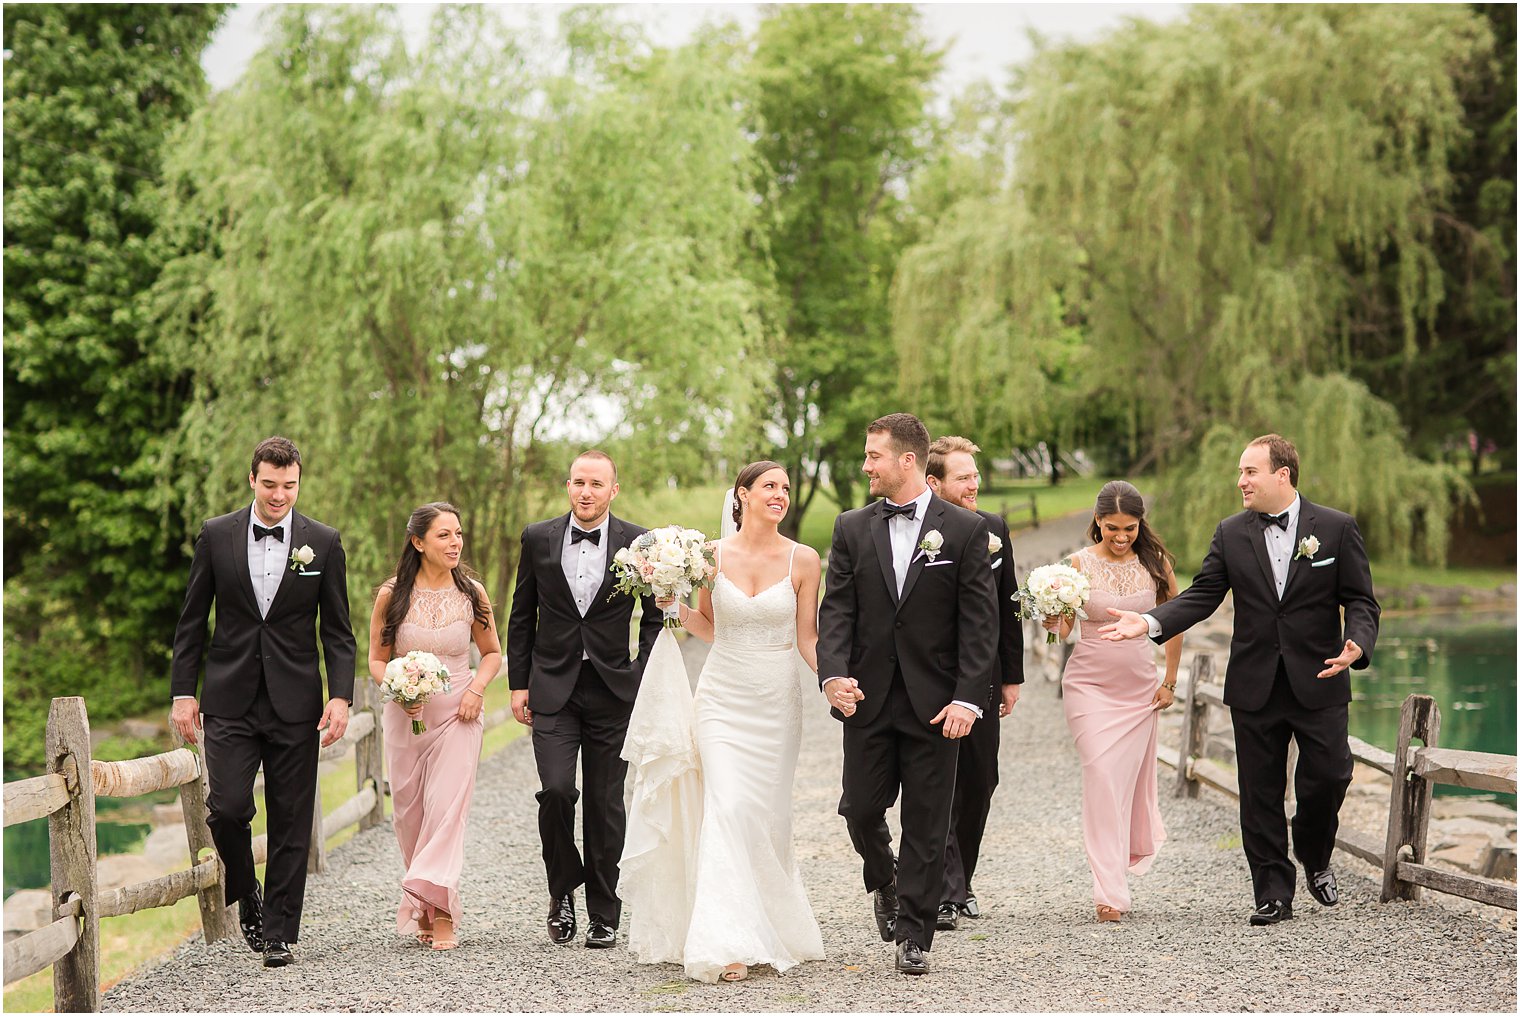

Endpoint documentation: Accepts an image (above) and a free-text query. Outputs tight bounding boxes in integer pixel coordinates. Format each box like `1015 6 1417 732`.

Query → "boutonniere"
1294 535 1320 561
289 544 317 574
918 529 944 562
988 534 1003 555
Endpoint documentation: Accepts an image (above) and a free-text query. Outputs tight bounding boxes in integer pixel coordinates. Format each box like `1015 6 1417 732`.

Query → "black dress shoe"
959 895 981 919
238 886 265 953
895 939 928 975
584 920 617 949
936 902 960 931
262 940 293 968
547 894 576 945
1306 868 1339 906
872 882 899 943
1248 900 1294 926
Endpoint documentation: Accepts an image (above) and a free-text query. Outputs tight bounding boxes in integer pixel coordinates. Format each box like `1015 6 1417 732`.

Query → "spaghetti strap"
787 541 798 573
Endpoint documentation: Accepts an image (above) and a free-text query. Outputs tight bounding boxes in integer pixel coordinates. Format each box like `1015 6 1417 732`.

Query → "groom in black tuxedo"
924 435 1023 930
1102 434 1379 926
171 436 356 968
819 413 999 974
507 450 661 949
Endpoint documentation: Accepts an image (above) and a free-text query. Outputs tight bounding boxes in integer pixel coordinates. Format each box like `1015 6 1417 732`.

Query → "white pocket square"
924 559 954 568
991 559 1003 570
1309 557 1336 568
299 569 323 576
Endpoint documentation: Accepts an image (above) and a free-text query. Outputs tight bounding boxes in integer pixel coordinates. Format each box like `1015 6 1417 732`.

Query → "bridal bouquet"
610 526 717 629
1013 563 1092 644
382 650 452 734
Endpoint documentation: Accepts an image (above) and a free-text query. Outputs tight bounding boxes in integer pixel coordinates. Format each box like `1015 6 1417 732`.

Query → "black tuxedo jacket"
1150 498 1380 711
818 495 1000 726
171 507 357 723
506 512 661 715
978 509 1025 706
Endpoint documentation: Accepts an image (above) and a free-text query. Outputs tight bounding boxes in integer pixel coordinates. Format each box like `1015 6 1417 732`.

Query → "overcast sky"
202 2 1188 98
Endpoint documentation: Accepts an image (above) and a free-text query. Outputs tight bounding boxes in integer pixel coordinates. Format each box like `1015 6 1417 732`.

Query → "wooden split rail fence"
1 680 513 1012
1167 652 1517 911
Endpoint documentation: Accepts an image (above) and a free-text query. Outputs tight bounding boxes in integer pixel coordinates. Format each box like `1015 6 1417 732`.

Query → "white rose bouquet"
1013 562 1092 644
610 525 717 629
382 650 452 734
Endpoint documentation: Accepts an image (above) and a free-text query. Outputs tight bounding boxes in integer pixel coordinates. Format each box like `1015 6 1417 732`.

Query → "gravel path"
105 516 1515 1012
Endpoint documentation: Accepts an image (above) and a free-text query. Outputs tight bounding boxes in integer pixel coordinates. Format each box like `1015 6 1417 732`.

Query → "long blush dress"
384 585 484 936
1060 549 1167 913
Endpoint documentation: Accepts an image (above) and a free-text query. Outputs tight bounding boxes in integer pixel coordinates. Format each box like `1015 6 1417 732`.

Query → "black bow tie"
881 501 917 522
1257 511 1290 531
571 527 601 546
253 523 284 542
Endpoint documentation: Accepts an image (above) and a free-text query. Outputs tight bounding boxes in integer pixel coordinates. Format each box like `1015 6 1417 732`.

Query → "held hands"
1317 640 1363 679
318 698 350 748
999 683 1020 718
931 703 977 739
511 689 532 726
1098 608 1149 641
826 677 865 717
171 699 202 746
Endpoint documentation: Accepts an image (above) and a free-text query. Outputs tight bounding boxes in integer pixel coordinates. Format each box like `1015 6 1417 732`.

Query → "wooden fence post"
1176 654 1213 798
1285 739 1300 811
1382 694 1441 903
178 740 237 944
47 697 98 1013
307 777 329 875
355 680 386 831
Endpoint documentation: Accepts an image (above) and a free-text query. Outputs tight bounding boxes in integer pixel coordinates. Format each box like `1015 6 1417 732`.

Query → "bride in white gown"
619 460 825 983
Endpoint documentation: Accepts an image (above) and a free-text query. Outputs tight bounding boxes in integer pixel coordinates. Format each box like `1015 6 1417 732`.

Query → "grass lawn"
2 680 524 1014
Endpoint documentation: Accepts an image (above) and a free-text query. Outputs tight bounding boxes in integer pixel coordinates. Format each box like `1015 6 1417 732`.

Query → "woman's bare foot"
431 914 457 950
1096 905 1122 923
720 963 748 981
415 913 434 945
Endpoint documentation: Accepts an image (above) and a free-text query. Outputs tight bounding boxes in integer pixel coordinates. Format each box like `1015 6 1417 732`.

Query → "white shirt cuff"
1143 613 1162 639
951 699 984 719
172 695 195 701
822 676 848 689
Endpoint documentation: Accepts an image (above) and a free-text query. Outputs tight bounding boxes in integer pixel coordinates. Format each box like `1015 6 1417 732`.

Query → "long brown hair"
1088 481 1175 604
731 460 787 530
379 502 491 646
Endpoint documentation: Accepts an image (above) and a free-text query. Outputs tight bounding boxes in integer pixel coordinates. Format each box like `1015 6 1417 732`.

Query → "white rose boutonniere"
918 530 944 562
988 534 1003 555
290 545 317 573
1294 535 1320 561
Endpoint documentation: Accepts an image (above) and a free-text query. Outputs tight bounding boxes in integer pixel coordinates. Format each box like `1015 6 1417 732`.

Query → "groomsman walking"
171 437 356 968
925 436 1023 930
1101 434 1379 925
507 451 661 948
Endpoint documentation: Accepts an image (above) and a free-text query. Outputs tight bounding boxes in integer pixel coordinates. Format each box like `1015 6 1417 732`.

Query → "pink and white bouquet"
610 526 717 629
1013 563 1092 644
382 650 451 734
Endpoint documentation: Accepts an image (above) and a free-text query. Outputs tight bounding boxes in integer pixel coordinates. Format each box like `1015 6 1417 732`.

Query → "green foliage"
3 4 226 767
749 4 943 528
154 6 771 622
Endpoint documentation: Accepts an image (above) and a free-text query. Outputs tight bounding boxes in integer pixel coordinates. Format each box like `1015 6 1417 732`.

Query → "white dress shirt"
249 505 290 618
562 514 610 659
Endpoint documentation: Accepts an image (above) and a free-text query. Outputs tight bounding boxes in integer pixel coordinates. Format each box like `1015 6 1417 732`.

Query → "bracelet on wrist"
464 685 485 699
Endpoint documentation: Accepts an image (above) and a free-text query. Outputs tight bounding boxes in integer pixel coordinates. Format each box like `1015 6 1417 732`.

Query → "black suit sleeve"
994 517 1023 684
954 515 1000 707
1338 517 1380 669
170 521 215 701
1150 521 1231 643
816 514 855 685
634 589 662 669
506 527 538 690
319 532 357 703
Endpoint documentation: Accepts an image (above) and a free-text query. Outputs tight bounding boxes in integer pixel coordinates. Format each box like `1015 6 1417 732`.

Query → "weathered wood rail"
0 679 422 1011
1164 653 1517 912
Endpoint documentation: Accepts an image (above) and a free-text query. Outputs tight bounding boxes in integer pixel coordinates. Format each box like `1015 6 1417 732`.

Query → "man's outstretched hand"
1098 608 1150 642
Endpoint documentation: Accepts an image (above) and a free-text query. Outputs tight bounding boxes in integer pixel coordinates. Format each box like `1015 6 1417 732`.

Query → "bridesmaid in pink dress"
1045 481 1182 923
367 502 501 950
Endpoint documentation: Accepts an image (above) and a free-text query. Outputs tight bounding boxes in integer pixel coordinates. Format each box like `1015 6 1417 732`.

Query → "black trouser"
943 695 1000 906
1230 660 1353 906
531 661 633 926
839 670 959 951
202 678 319 943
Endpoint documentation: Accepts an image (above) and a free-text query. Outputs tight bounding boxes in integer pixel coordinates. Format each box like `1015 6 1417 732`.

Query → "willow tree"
155 6 770 603
894 4 1490 562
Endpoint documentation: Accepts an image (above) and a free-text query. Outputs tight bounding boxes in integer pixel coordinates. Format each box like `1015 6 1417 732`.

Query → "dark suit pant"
531 661 633 926
839 671 959 950
1230 661 1353 906
202 679 319 943
942 699 1000 906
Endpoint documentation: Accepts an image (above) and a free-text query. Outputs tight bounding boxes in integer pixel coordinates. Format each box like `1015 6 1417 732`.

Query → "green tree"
749 4 942 533
156 6 770 618
3 4 226 766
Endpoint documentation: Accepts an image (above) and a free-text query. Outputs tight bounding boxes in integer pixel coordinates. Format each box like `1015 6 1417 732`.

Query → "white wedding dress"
619 543 824 983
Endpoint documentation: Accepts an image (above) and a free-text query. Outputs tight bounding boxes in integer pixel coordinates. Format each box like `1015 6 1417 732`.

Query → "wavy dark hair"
1087 481 1175 604
379 502 491 646
731 460 787 531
